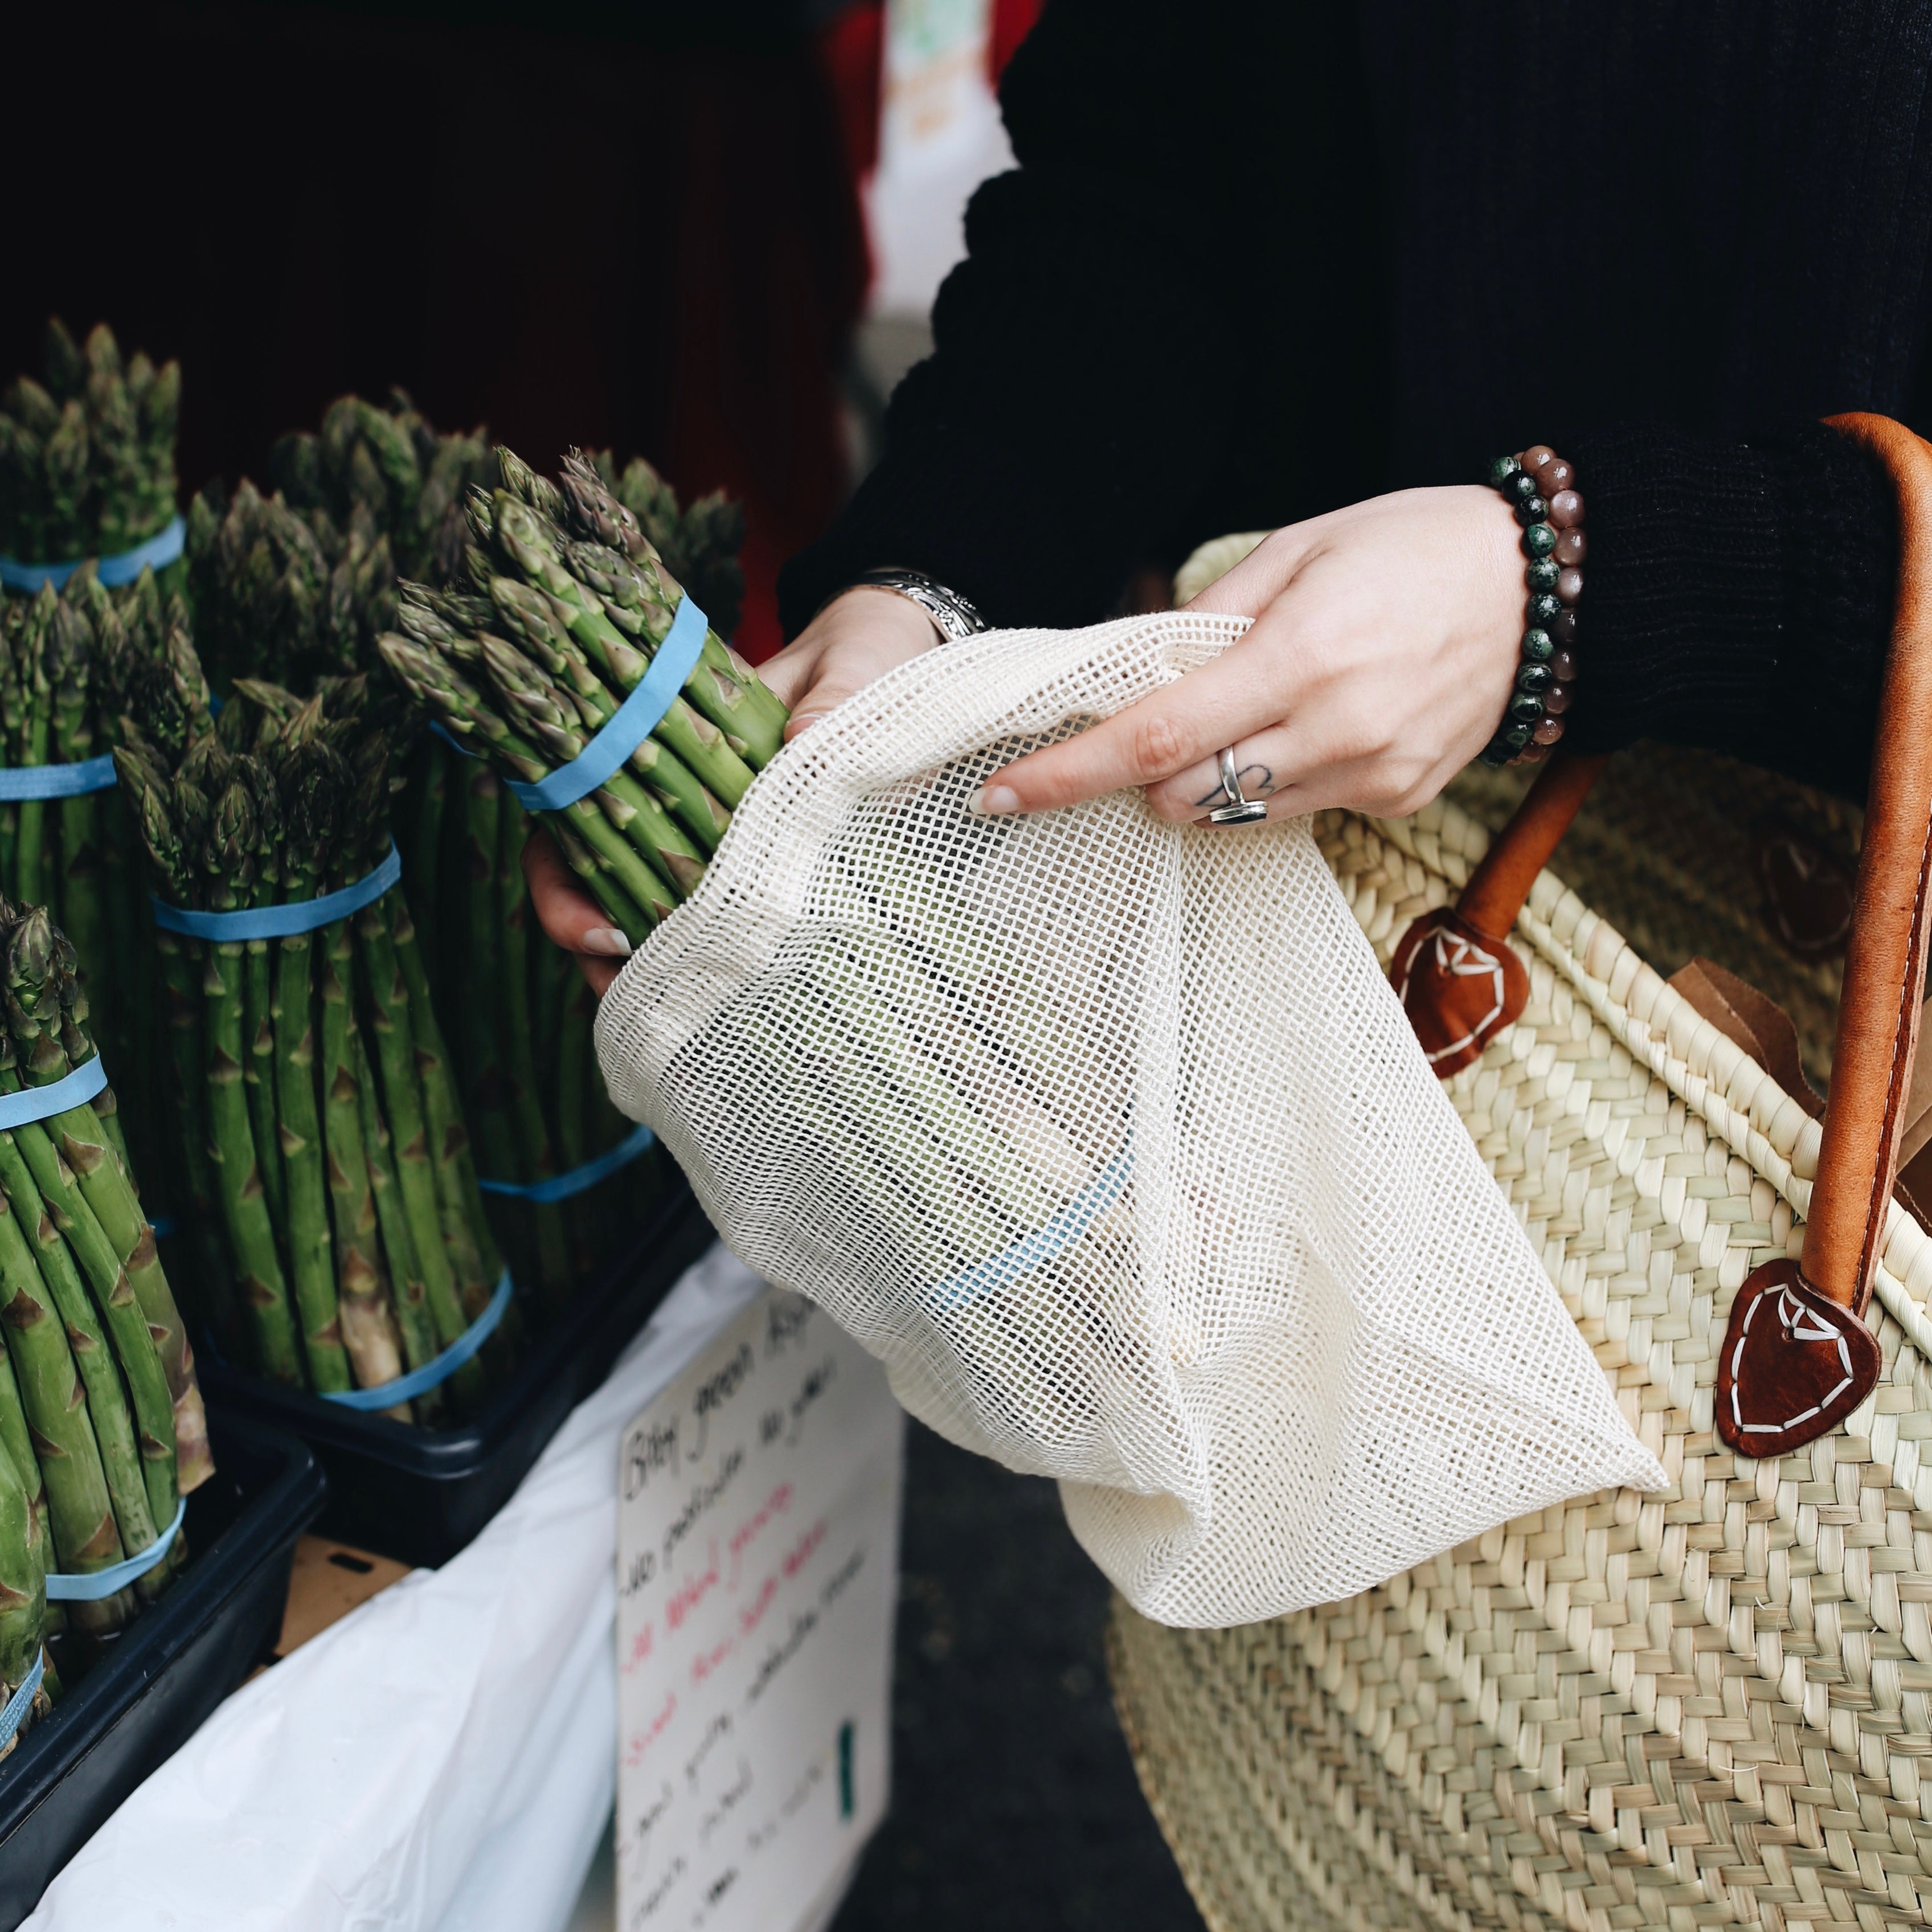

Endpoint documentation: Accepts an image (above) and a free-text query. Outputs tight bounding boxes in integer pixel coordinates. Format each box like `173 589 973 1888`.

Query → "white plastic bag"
596 611 1663 1626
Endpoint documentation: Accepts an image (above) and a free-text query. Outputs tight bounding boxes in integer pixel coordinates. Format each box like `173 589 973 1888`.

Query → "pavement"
829 1419 1204 1932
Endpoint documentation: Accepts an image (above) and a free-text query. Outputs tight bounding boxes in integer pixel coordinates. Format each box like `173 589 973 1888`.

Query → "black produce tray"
0 1417 325 1931
197 1177 714 1568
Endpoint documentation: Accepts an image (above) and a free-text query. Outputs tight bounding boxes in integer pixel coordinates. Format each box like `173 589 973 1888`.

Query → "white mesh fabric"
595 611 1665 1627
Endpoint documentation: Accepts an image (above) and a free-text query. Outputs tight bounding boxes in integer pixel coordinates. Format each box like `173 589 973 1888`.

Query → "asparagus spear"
0 1342 45 1575
114 747 238 1351
494 797 571 1304
316 906 407 1398
228 747 290 1242
348 1025 441 1425
261 714 350 1393
201 770 304 1385
356 887 478 1385
14 590 53 910
407 734 447 979
46 595 110 1041
388 893 501 1319
0 1434 47 1749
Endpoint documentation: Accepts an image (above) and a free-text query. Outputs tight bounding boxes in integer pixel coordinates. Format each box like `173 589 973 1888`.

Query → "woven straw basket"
1109 419 1932 1932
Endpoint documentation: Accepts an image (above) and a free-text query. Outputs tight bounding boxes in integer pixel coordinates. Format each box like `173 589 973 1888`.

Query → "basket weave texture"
1110 791 1932 1932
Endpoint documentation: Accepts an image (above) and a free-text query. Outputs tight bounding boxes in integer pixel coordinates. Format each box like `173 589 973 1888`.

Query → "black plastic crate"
197 1177 714 1567
0 1417 325 1930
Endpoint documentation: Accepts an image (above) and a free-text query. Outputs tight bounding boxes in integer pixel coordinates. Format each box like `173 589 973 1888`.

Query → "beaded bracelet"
1478 444 1583 767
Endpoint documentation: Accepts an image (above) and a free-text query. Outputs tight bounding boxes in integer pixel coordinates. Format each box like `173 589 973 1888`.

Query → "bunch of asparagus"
114 664 506 1422
271 391 497 587
186 477 396 695
383 452 761 1294
399 732 657 1303
0 567 187 1213
588 451 745 643
379 449 787 950
186 395 501 695
0 894 213 1693
0 321 180 567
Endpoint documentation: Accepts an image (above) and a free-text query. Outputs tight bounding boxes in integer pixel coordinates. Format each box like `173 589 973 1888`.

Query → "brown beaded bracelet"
1479 445 1583 767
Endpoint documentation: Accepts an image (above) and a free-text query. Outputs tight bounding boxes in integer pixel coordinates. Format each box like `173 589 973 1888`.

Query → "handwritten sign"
616 1289 903 1932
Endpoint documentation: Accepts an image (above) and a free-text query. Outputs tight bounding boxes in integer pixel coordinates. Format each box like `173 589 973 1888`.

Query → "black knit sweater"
780 1 1932 800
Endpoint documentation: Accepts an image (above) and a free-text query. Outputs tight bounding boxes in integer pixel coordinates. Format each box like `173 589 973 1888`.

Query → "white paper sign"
615 1290 903 1932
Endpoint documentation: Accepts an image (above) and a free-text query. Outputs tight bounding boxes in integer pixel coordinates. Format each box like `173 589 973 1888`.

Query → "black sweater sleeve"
777 0 1386 635
1567 424 1894 800
781 2 1904 803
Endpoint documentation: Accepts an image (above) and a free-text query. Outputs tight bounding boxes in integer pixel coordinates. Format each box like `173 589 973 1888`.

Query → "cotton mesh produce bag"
595 609 1663 1626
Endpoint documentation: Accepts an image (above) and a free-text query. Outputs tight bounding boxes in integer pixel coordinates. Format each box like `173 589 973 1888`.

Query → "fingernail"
968 784 1021 817
783 711 822 740
580 927 633 957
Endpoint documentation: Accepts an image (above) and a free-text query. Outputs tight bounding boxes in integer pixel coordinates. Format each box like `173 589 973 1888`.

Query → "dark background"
2 0 873 657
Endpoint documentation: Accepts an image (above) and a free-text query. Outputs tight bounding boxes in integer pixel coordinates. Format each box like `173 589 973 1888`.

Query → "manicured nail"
580 927 633 957
969 785 1021 817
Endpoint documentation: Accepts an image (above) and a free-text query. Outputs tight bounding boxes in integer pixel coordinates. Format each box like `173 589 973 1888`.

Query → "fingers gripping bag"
595 609 1664 1627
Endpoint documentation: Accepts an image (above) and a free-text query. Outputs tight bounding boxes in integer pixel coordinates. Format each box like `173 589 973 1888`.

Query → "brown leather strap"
1801 414 1932 1311
1452 749 1610 939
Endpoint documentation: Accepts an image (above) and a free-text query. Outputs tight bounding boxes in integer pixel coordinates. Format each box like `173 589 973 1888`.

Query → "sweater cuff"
1563 423 1893 799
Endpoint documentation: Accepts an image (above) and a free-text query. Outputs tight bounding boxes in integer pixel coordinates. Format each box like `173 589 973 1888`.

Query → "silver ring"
1208 746 1269 826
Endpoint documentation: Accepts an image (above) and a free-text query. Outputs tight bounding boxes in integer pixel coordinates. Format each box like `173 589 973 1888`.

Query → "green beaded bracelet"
1478 447 1583 768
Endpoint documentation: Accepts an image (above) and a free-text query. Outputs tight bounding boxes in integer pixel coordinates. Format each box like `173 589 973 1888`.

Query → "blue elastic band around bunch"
478 1122 656 1203
0 1055 107 1132
0 1649 44 1751
324 1267 514 1411
924 1133 1135 1314
47 1496 186 1602
0 753 119 803
149 842 401 942
432 596 709 811
0 514 186 594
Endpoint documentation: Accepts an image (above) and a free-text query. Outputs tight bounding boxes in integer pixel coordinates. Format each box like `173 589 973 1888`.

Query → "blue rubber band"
148 1215 179 1239
0 1057 107 1132
477 1122 655 1202
0 1649 44 1749
150 842 401 942
924 1133 1135 1313
47 1496 185 1602
504 596 709 812
0 753 119 802
0 514 186 593
429 721 474 759
322 1267 513 1411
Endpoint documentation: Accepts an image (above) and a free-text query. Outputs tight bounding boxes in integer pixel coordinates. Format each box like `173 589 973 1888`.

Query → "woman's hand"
969 486 1525 824
523 829 635 996
526 583 940 989
759 583 942 738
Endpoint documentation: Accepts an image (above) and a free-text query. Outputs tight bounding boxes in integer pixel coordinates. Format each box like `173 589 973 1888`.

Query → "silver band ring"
1208 746 1269 826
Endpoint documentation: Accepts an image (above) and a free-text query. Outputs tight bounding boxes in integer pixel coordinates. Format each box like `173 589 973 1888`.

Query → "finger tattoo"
1191 762 1276 808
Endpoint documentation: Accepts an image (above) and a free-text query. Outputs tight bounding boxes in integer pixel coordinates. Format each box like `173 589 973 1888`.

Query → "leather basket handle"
1797 414 1932 1309
1390 411 1932 1457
